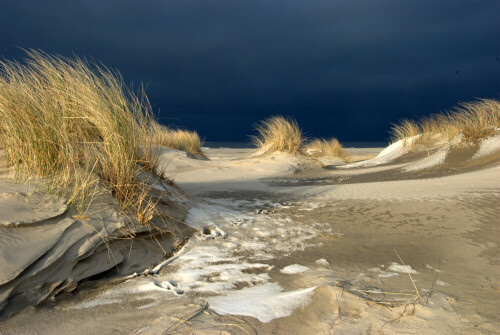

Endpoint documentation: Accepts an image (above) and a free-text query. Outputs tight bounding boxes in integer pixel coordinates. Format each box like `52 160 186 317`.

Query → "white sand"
472 134 500 159
403 146 448 171
342 135 420 168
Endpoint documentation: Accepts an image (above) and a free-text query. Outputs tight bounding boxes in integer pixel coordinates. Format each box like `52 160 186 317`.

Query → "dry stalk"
393 249 422 300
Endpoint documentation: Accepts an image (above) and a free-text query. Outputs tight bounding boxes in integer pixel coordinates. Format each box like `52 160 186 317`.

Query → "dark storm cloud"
1 0 498 141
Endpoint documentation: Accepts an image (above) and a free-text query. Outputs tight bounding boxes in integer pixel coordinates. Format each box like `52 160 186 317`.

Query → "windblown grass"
252 116 304 154
251 116 353 161
0 50 158 222
391 99 500 145
305 138 349 160
150 124 204 157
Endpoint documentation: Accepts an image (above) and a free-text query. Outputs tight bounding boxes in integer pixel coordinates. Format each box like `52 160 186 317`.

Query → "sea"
203 142 388 149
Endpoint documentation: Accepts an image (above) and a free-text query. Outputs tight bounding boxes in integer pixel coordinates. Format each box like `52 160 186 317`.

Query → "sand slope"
0 155 193 318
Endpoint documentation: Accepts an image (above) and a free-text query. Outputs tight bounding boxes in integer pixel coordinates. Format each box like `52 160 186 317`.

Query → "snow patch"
368 267 399 278
387 262 419 274
207 283 317 323
185 199 318 259
280 264 310 274
160 246 271 294
76 197 319 312
315 258 329 266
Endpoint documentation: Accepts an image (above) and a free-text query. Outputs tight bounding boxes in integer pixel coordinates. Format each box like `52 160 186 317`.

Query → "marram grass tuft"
391 99 500 146
252 116 304 154
150 124 205 157
305 138 349 160
0 50 159 222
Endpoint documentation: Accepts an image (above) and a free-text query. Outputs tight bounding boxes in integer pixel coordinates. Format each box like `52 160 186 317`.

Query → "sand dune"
0 155 193 318
0 133 499 334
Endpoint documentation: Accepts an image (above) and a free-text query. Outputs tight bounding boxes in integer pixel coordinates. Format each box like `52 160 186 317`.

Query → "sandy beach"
1 135 499 335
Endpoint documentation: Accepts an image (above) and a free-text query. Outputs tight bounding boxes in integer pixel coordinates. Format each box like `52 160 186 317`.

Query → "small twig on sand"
425 271 440 304
185 302 208 322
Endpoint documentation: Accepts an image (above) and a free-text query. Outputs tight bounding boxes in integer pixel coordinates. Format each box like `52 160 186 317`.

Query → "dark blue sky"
1 0 499 142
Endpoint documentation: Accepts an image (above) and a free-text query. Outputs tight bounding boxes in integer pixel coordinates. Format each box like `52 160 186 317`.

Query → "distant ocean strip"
203 142 388 149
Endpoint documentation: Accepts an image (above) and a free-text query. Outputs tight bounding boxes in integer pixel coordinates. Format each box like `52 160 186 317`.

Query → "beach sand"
0 138 499 334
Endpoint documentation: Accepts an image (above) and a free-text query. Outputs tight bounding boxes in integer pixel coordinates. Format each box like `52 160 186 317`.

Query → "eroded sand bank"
1 138 499 334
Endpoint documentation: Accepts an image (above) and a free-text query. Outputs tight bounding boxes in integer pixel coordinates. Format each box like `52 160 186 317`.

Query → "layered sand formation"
0 149 193 318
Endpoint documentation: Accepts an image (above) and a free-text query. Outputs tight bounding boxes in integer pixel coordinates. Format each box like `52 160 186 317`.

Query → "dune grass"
0 50 159 222
305 138 349 160
150 123 204 157
391 98 500 145
252 116 304 154
251 116 351 160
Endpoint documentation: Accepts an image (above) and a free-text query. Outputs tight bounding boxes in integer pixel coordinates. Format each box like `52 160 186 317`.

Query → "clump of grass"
252 116 304 154
150 123 205 157
390 120 422 145
305 138 349 160
391 98 500 146
0 50 158 222
453 99 500 141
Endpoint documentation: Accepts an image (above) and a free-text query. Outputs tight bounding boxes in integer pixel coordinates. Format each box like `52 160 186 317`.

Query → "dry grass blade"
393 249 422 299
129 309 155 335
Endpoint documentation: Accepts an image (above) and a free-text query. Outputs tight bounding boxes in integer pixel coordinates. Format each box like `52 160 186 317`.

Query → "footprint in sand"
154 280 185 295
231 218 248 226
201 226 228 239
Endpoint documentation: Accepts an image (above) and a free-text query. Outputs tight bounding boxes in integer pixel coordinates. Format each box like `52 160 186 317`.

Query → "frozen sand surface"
207 283 317 323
